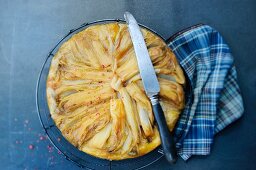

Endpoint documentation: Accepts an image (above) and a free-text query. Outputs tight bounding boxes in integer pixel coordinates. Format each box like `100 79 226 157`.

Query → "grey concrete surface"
0 0 255 169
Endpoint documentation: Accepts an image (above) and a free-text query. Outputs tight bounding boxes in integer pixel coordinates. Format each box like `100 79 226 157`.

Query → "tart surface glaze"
47 23 185 160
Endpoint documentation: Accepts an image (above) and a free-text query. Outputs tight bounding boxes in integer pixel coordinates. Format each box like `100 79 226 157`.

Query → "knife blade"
124 12 159 98
124 11 177 164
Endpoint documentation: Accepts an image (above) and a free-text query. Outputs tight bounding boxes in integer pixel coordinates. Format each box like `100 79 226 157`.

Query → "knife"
124 12 177 164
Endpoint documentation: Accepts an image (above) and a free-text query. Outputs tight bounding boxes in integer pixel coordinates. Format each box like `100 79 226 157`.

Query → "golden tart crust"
47 23 185 160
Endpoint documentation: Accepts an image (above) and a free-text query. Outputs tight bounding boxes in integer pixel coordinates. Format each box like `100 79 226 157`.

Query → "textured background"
0 0 256 169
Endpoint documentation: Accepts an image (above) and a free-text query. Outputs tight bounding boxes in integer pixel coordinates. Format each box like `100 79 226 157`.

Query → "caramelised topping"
47 23 185 160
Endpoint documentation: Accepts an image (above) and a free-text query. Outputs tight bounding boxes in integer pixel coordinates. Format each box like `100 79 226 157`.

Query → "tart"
47 22 185 160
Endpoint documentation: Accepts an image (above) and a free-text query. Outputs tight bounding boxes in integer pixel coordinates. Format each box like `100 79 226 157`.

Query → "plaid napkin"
167 24 244 160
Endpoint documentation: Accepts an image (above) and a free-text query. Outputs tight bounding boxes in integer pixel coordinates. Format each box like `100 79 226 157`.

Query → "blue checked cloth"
167 24 244 160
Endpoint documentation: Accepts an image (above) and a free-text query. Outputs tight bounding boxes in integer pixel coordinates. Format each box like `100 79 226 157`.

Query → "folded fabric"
167 24 244 160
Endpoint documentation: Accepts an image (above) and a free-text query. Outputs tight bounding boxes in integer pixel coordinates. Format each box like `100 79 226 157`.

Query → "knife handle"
151 96 177 164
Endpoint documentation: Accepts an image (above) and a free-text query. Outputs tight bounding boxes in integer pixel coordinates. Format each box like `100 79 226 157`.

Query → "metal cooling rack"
36 19 167 170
